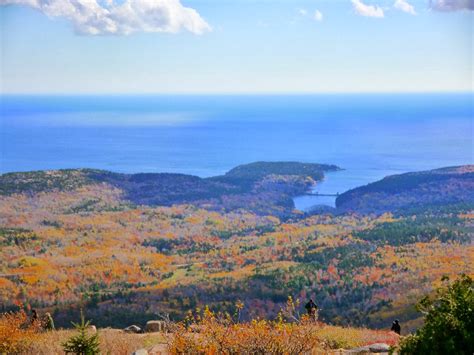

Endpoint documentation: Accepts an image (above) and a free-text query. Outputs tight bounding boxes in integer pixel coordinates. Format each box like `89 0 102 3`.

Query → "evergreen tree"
62 311 100 355
399 274 474 355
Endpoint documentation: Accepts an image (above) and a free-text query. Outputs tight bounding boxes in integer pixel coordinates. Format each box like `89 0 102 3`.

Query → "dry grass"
315 325 399 349
2 306 398 355
7 325 397 355
18 329 166 355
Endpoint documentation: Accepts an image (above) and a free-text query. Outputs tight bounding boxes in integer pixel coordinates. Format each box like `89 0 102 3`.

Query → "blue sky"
0 0 472 94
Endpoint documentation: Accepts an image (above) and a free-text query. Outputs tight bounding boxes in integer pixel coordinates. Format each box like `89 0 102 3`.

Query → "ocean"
1 94 472 209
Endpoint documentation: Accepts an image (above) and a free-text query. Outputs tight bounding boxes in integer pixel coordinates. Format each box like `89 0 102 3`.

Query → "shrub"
167 297 398 354
62 312 100 355
398 274 474 355
169 310 321 354
168 298 321 354
0 310 40 354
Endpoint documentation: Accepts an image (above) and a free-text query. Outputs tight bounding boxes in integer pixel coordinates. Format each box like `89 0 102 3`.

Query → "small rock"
132 349 148 355
88 325 97 333
124 325 142 333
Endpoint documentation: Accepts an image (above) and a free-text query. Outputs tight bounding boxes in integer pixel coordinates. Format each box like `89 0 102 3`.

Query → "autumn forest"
0 162 473 333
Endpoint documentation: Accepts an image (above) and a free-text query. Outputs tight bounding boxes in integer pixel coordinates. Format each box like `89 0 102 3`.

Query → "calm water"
1 94 472 209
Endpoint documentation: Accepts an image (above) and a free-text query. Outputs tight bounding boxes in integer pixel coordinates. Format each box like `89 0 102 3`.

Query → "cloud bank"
351 0 384 18
394 0 417 14
429 0 474 11
0 0 212 35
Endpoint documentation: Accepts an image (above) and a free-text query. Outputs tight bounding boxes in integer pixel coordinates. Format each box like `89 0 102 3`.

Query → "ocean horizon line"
1 91 472 97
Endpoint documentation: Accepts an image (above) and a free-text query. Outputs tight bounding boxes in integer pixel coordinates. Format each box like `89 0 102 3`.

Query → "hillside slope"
336 165 474 213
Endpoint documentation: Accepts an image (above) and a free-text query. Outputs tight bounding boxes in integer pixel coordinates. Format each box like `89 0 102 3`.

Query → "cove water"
1 94 472 210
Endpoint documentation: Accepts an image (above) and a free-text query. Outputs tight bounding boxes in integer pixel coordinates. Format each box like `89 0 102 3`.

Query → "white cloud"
313 9 323 21
351 0 384 17
429 0 474 11
297 8 308 16
0 0 212 35
297 7 323 22
394 0 417 14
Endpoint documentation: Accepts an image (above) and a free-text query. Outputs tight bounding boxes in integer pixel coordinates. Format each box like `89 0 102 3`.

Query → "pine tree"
62 311 100 355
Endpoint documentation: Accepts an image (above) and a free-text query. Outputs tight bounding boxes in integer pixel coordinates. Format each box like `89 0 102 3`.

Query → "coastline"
293 168 400 211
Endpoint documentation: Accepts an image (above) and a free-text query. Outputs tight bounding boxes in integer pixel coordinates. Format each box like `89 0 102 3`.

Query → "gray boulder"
124 324 142 333
348 342 392 354
145 320 167 333
368 343 391 353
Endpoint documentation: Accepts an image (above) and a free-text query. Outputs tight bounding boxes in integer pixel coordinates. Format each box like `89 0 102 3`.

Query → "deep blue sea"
1 94 472 209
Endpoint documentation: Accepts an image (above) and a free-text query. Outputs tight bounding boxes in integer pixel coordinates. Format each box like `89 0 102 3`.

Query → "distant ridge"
0 161 340 216
336 165 474 213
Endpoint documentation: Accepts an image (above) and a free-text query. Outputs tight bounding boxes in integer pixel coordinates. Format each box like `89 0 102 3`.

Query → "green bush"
398 274 474 355
62 311 100 355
